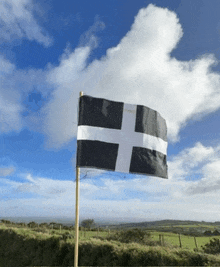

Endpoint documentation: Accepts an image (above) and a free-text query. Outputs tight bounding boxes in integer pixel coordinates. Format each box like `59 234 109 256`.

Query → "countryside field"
1 220 220 266
0 221 217 250
149 231 213 250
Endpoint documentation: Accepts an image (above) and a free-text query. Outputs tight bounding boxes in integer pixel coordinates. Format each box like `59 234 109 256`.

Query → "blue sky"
1 0 220 223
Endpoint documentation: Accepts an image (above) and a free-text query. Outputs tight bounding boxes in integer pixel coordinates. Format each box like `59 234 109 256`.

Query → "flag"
76 95 168 178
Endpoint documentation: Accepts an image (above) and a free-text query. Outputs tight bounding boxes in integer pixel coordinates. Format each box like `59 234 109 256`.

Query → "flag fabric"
76 95 168 178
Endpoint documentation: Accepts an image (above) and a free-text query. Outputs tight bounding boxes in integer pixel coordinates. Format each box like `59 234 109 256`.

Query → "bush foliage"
202 238 220 255
1 226 220 266
108 228 151 244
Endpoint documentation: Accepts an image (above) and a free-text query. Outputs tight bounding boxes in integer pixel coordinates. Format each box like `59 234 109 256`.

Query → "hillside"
116 220 220 228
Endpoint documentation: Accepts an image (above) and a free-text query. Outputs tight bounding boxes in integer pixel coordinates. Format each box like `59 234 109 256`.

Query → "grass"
149 230 217 250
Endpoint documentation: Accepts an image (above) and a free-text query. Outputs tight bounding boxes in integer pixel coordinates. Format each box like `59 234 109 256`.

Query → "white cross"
77 103 167 173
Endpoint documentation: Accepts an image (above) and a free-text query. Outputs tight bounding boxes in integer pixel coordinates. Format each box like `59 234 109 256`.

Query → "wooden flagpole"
74 91 83 267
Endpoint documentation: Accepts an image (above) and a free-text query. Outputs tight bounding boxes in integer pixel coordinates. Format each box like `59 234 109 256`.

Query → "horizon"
1 216 219 225
1 0 220 222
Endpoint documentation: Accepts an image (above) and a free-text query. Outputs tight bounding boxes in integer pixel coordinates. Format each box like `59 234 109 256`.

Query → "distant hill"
103 219 220 229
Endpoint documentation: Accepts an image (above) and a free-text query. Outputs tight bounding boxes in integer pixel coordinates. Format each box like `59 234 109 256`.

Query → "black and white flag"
76 95 168 178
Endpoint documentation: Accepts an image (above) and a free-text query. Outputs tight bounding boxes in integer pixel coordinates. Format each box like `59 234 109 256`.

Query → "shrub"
1 219 11 224
27 221 38 228
108 229 150 244
61 233 74 241
80 219 95 229
202 238 220 254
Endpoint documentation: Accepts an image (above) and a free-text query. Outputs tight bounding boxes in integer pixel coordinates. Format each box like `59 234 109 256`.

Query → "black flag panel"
78 95 123 129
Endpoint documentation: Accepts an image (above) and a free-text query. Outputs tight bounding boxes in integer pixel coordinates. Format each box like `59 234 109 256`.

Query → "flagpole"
74 91 83 267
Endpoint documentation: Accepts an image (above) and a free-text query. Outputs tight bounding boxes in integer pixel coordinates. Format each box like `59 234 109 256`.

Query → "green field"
149 231 215 250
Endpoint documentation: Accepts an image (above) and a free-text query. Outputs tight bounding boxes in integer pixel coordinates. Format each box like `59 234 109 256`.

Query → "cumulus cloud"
168 142 215 180
184 156 220 195
0 0 53 134
43 4 220 148
167 142 220 196
0 0 52 46
0 55 24 132
0 54 52 133
43 47 91 148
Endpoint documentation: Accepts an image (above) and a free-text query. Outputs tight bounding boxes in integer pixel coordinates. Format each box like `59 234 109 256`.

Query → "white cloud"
0 55 23 132
0 2 54 134
0 0 52 46
1 142 220 222
78 15 105 49
0 54 52 133
168 142 220 196
184 158 220 195
168 142 215 180
17 173 74 199
43 47 91 148
43 4 220 148
0 166 15 176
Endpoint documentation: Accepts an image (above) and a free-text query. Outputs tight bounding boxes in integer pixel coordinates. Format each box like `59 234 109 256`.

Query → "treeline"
0 219 104 232
1 219 73 230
